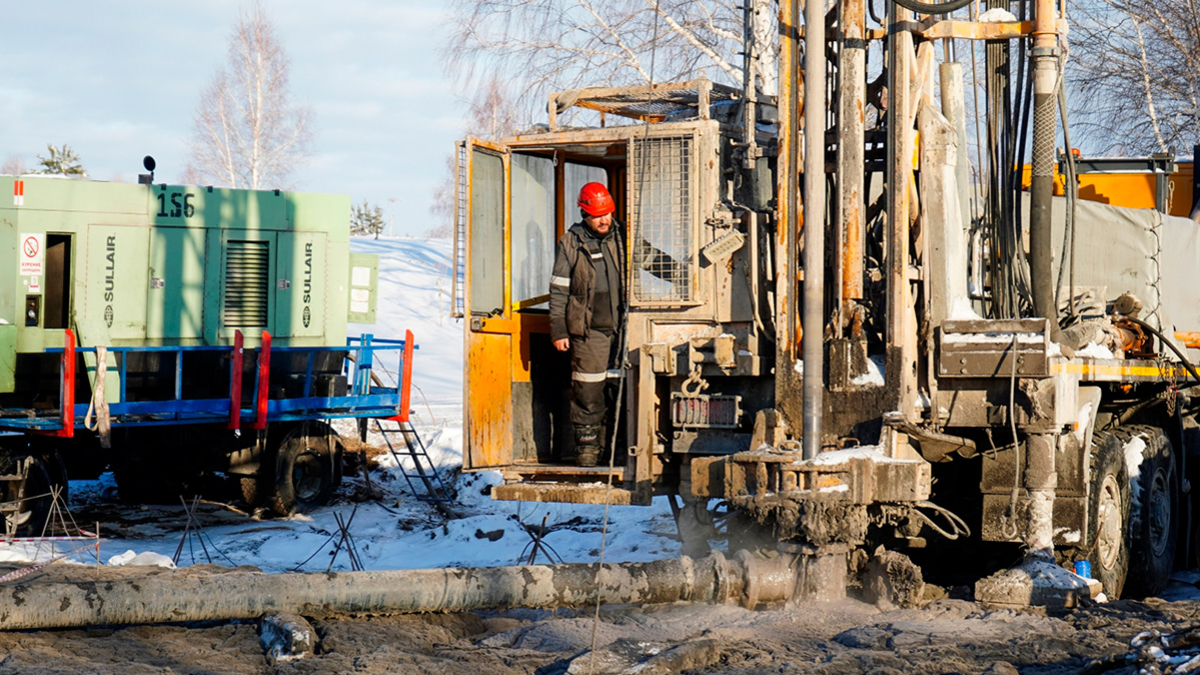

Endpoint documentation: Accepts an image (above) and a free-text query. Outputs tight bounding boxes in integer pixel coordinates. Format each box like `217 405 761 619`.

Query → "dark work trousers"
569 328 618 426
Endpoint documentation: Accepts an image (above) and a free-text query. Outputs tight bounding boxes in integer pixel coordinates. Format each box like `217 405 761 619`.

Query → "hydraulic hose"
1125 316 1200 385
889 0 972 15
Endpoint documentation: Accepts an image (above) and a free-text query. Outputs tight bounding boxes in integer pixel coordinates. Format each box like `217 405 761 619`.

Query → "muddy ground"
0 477 1191 674
0 557 1194 675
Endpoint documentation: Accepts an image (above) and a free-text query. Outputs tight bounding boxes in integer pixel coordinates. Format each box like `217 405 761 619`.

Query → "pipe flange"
708 550 731 604
679 554 696 602
734 549 760 609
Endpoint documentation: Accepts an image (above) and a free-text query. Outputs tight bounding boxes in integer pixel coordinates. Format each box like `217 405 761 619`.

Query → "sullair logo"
301 242 313 328
103 235 116 327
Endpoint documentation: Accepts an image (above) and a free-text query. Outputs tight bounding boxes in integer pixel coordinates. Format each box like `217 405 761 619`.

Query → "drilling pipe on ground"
0 552 837 631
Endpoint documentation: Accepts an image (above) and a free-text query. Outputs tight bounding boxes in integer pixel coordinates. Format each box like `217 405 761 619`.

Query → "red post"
394 329 414 424
228 330 244 431
254 331 272 431
59 329 75 438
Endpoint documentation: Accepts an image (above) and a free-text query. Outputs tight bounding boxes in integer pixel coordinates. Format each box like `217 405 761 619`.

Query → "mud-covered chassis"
718 315 1189 600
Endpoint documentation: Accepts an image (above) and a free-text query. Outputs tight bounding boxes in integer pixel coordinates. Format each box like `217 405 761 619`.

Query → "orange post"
394 329 415 424
59 329 76 438
253 331 272 431
227 330 244 431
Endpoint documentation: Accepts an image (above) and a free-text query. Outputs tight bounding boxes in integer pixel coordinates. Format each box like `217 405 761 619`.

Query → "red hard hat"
577 182 615 217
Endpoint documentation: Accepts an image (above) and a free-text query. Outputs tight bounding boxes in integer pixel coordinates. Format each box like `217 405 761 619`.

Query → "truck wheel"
1085 430 1131 599
1116 426 1178 597
268 432 337 516
233 473 262 508
0 451 56 537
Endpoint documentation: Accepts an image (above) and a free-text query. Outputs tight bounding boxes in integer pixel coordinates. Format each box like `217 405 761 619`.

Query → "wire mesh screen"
453 142 467 317
630 136 693 304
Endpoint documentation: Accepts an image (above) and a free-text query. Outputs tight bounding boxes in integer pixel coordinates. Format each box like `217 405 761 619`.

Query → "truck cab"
457 79 778 505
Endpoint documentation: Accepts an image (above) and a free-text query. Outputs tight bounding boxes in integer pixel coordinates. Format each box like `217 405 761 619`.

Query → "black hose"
868 0 884 25
1125 316 1200 385
890 0 972 14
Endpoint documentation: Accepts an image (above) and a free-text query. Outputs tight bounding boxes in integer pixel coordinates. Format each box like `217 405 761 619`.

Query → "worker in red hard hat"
549 182 623 467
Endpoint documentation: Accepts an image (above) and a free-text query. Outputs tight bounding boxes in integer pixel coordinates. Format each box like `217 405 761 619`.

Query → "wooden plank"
491 483 633 505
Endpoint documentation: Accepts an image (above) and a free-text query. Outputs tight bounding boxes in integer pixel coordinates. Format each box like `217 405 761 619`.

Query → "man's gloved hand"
554 338 570 352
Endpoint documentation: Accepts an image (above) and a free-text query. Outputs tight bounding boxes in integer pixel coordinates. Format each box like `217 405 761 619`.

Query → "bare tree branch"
445 0 767 119
188 4 313 189
1069 0 1200 154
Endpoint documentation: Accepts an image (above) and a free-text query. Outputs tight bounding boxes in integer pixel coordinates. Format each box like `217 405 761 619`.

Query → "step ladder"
374 419 451 502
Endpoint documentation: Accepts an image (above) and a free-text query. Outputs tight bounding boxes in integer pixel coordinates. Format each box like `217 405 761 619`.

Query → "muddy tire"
1084 430 1131 599
268 432 338 516
0 451 56 537
1114 426 1178 598
235 473 262 508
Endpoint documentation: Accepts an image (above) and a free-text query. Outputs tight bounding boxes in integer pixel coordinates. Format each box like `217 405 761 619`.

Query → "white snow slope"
2 237 681 573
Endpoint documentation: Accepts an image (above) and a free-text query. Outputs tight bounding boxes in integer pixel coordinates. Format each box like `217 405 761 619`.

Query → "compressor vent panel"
223 240 270 327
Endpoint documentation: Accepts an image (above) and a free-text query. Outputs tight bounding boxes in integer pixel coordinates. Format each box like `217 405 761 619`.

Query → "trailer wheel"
268 432 338 516
1117 426 1178 597
235 473 262 508
1085 431 1131 598
0 451 57 537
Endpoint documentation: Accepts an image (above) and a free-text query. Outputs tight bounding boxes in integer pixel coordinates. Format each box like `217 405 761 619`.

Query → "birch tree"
188 5 313 189
2 155 25 176
446 0 777 121
1068 0 1200 154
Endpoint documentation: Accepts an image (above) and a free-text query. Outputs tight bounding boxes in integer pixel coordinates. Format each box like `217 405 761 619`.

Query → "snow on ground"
17 236 1200 604
4 236 682 574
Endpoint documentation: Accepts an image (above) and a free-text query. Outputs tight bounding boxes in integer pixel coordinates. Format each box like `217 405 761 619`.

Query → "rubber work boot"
574 424 602 467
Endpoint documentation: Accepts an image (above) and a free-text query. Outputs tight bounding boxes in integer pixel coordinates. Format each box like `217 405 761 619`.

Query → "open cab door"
462 137 516 470
460 136 637 502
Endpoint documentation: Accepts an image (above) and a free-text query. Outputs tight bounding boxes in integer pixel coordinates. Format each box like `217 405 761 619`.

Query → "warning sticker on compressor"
19 233 43 276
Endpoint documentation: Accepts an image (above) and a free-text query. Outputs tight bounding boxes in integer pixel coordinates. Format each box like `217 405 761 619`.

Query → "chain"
1166 355 1179 417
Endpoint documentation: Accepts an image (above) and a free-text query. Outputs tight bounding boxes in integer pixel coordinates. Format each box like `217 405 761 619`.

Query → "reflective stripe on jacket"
549 223 624 342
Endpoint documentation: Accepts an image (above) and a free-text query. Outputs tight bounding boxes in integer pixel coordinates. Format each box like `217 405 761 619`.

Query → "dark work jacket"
549 223 625 342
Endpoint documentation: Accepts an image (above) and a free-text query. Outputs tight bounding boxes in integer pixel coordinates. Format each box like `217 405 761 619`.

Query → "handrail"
11 331 417 434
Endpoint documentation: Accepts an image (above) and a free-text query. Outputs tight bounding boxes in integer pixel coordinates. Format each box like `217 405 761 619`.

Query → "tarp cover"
1034 196 1200 356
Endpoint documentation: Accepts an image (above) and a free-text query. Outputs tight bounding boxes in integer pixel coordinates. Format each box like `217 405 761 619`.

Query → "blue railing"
0 330 417 434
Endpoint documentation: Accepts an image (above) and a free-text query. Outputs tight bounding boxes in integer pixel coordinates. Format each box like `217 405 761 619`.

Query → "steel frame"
0 330 416 434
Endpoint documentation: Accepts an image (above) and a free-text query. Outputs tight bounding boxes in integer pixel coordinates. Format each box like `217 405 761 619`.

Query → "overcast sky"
0 1 467 237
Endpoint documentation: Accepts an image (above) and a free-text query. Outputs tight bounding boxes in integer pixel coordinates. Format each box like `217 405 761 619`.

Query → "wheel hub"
293 448 326 503
1097 474 1123 570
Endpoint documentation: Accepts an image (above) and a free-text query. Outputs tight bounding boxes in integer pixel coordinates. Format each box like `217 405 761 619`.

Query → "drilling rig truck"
455 0 1200 605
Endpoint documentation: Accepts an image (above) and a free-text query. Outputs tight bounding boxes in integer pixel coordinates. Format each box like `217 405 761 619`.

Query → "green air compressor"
0 176 401 526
